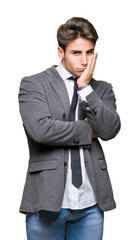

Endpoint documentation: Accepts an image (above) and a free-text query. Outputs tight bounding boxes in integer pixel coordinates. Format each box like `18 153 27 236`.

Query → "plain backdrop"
0 0 139 239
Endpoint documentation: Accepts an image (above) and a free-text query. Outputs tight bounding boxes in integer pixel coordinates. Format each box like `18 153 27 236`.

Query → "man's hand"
92 129 98 139
77 53 98 88
84 117 98 139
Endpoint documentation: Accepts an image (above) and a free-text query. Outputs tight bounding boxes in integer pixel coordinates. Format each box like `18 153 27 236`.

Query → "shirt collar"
56 61 74 81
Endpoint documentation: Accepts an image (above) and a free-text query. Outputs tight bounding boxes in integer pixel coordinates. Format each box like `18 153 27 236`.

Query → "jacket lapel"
46 66 70 120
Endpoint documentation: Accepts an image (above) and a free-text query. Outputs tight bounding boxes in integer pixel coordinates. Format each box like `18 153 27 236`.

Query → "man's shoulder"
21 66 57 84
91 78 111 88
90 78 113 97
91 78 112 90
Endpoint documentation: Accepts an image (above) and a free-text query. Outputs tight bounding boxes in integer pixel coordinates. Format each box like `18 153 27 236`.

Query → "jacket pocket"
29 160 58 173
98 158 107 170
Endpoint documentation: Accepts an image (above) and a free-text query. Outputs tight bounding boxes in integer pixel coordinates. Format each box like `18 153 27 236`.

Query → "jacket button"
64 162 67 167
86 107 91 111
63 113 66 121
73 139 80 144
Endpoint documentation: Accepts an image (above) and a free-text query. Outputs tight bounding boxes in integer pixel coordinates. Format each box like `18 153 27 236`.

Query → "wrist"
77 85 89 91
77 83 88 88
77 77 91 88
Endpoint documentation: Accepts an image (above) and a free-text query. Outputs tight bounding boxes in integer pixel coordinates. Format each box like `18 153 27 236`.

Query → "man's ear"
58 46 65 60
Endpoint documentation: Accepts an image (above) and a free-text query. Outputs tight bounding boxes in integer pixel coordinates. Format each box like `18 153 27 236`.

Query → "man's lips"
78 68 86 71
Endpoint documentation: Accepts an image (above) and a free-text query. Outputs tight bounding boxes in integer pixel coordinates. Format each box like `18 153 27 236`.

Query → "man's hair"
57 17 99 51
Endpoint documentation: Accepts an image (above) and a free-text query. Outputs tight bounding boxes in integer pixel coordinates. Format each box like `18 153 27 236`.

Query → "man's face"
58 37 95 77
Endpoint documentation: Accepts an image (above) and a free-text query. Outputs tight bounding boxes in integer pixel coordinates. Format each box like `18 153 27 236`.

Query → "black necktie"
68 77 82 188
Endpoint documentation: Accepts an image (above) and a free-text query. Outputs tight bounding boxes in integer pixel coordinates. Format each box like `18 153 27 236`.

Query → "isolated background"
1 0 139 239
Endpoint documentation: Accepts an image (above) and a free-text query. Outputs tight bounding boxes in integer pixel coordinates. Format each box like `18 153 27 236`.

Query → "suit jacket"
18 65 121 213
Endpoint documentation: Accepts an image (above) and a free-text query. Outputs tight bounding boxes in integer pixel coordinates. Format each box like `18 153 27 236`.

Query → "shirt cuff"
77 85 93 102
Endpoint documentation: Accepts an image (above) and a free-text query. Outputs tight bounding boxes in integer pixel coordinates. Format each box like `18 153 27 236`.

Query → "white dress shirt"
56 62 97 210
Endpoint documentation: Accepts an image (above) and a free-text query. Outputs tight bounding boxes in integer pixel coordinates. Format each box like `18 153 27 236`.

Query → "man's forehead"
66 37 95 51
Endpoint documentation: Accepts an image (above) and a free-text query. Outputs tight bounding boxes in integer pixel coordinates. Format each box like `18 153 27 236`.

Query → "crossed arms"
19 74 120 147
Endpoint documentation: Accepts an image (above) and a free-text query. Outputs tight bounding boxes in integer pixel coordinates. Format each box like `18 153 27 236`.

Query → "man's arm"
18 77 92 147
77 53 121 140
80 85 121 140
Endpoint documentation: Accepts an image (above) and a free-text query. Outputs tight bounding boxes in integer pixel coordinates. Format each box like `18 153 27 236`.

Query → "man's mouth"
78 68 86 72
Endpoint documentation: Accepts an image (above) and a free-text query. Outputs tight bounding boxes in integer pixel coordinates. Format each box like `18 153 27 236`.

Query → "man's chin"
75 71 84 78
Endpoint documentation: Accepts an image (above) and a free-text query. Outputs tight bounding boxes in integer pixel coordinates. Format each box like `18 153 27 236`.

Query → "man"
19 17 121 240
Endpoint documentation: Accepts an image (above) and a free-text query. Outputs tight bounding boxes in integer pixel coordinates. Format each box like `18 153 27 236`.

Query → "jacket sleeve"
18 77 92 147
79 83 121 141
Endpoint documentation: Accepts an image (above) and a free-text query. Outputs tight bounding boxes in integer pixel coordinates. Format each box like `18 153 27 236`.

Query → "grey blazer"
18 66 121 213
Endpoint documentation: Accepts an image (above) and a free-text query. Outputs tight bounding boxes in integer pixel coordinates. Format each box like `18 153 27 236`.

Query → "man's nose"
81 54 87 65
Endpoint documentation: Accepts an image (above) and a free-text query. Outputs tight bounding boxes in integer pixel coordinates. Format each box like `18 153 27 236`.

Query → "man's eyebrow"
70 50 81 53
87 48 94 52
70 48 94 53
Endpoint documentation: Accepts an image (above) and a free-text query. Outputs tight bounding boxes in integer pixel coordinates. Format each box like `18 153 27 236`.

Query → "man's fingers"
77 53 98 87
92 129 98 139
91 53 98 73
84 117 88 121
87 53 98 76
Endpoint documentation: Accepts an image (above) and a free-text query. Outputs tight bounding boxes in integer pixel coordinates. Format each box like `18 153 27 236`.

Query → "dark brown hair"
57 17 99 51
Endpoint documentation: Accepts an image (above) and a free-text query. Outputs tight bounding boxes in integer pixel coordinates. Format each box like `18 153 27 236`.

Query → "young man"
19 17 121 240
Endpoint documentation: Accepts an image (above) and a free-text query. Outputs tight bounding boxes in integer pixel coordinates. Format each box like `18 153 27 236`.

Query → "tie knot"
68 76 78 88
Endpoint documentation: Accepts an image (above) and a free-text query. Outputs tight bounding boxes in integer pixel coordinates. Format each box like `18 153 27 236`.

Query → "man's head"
57 17 99 77
57 17 98 51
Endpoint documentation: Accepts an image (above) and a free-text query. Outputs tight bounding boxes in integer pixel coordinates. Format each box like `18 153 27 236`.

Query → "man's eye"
87 51 93 55
73 51 80 55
